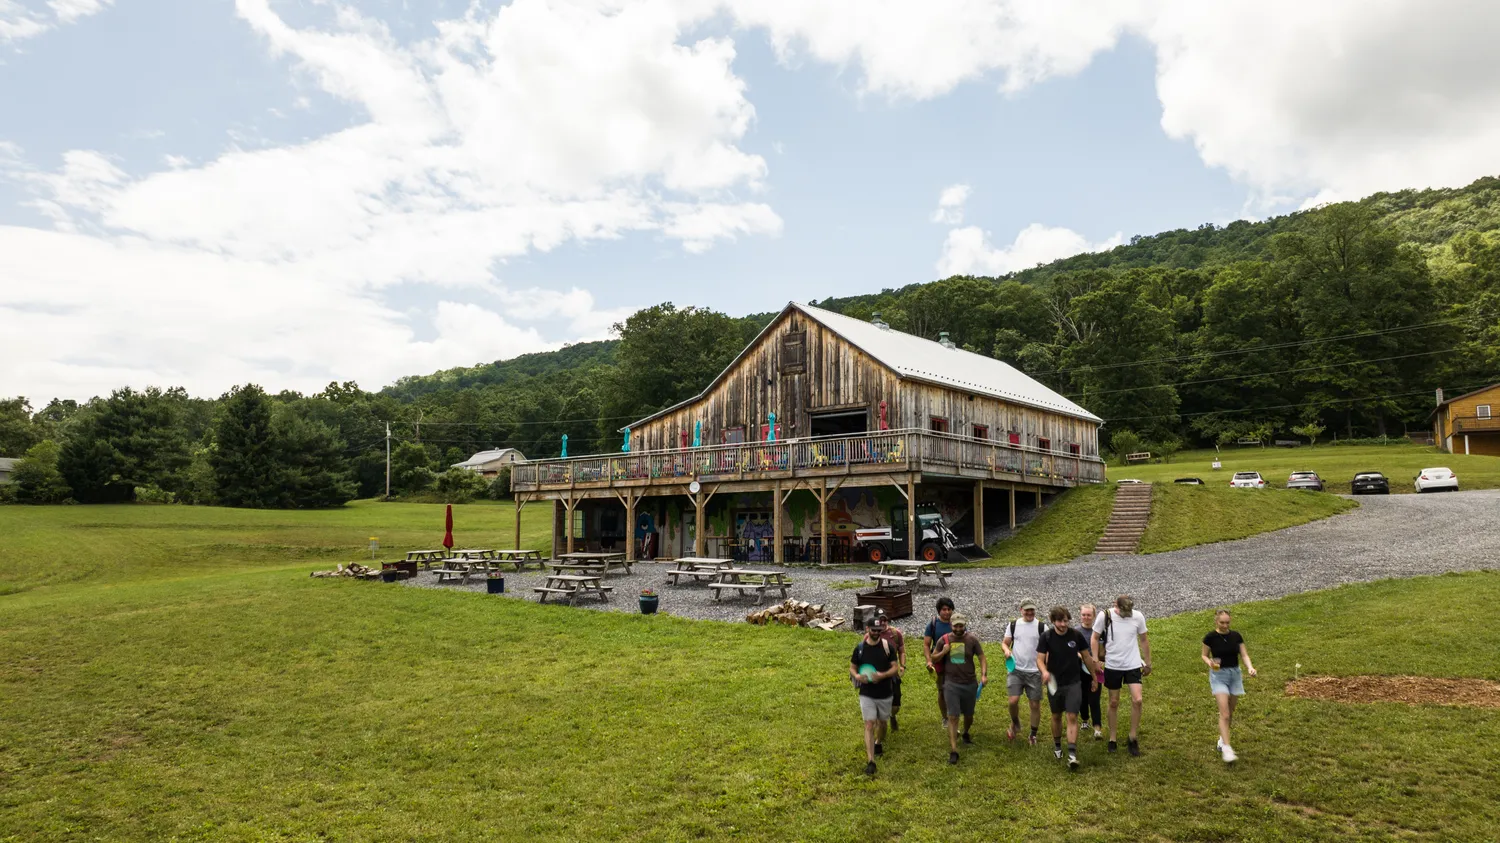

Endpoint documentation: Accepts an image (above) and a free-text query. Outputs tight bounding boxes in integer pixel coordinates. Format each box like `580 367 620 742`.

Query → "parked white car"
1414 467 1459 493
1229 471 1267 488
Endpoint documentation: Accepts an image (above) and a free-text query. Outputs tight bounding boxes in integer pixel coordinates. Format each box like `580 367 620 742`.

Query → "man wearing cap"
850 615 902 775
1002 599 1048 745
930 613 987 765
873 611 907 732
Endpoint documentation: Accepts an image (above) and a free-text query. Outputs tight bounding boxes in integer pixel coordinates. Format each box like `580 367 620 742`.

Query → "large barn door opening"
810 409 868 437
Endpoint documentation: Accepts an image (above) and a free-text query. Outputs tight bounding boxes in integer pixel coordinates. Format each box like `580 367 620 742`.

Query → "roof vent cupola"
939 331 956 349
871 312 890 331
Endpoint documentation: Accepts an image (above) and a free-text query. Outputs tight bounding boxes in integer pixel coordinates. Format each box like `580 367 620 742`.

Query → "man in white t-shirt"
1002 598 1048 745
1090 594 1152 757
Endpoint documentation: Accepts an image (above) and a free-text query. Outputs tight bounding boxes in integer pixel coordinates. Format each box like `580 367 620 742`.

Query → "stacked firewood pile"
746 600 846 631
310 563 382 579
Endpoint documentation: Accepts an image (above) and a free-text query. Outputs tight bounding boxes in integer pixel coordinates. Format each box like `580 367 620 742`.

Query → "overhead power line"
1102 376 1499 423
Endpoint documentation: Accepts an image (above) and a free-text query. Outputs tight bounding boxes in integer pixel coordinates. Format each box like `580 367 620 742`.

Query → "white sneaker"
1093 728 1103 740
1221 744 1236 764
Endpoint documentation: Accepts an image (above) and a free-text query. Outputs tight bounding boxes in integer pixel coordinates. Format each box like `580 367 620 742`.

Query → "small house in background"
513 301 1106 563
0 457 17 484
1432 383 1500 456
452 448 527 477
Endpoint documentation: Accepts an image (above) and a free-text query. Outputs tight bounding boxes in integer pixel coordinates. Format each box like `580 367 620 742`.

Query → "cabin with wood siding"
1432 383 1500 456
511 302 1106 563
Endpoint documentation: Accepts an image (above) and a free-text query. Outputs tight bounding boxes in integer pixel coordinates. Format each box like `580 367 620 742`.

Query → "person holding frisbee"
1037 605 1101 770
850 617 902 775
1077 603 1104 740
931 613 987 765
873 612 907 732
923 597 956 724
1201 609 1257 764
1091 594 1152 757
1002 598 1047 745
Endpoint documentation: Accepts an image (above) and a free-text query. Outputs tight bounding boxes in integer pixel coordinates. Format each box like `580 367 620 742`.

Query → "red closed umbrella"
443 504 454 550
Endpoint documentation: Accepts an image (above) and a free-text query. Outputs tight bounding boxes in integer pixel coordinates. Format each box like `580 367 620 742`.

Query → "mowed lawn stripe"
4 563 1500 841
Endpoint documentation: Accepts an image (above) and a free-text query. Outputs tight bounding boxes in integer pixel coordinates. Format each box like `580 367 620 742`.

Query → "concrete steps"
1094 484 1153 555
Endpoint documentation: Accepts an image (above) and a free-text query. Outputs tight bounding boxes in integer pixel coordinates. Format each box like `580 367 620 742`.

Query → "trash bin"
486 576 505 594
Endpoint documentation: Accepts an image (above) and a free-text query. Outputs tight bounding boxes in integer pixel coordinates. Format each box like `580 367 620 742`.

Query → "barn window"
781 331 806 373
723 427 745 444
1008 432 1021 446
1037 437 1052 451
1068 443 1081 455
1480 404 1493 419
929 417 949 433
972 424 989 440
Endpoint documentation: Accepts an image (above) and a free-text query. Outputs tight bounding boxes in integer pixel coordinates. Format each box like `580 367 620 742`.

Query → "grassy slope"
980 485 1113 566
1113 443 1500 494
0 500 556 595
1139 485 1358 554
3 506 1500 840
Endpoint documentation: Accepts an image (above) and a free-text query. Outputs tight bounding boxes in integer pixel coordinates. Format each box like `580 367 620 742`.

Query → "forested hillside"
4 177 1498 507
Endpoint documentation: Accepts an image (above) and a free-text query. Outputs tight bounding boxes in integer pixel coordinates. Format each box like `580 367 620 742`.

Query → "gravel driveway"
407 490 1500 641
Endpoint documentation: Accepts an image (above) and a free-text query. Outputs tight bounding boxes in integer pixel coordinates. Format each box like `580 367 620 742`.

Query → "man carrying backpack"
850 617 902 775
923 597 956 724
1002 598 1047 745
1037 605 1102 770
872 612 906 732
1090 594 1152 757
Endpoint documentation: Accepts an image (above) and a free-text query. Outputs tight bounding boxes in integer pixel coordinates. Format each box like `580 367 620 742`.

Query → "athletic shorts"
1048 680 1082 715
943 681 978 717
1007 669 1043 701
1209 666 1244 696
859 694 893 722
1104 667 1143 690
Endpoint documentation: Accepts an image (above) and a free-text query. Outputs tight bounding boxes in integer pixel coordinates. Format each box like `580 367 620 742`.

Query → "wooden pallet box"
855 589 912 620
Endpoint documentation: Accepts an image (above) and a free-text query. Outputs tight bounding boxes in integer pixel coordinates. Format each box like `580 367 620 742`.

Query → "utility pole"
385 422 392 500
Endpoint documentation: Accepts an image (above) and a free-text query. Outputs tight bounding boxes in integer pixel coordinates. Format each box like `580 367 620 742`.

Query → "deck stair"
1094 484 1153 555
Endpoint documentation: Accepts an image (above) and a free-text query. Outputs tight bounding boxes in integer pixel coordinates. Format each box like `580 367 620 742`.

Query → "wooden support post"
973 482 984 547
694 493 706 558
513 494 528 550
907 476 918 561
773 480 783 565
563 495 579 554
1036 486 1043 510
625 492 638 562
1009 483 1017 530
551 499 562 559
820 477 829 566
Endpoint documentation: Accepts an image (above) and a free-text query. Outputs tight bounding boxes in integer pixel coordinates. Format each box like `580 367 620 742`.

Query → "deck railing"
1452 416 1500 434
512 428 1105 491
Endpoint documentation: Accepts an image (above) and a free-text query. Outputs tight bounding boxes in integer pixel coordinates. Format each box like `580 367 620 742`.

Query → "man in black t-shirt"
1037 605 1101 770
850 622 902 775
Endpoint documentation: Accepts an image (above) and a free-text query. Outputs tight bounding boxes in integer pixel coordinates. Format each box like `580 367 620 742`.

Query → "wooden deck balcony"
511 428 1106 498
1453 416 1500 434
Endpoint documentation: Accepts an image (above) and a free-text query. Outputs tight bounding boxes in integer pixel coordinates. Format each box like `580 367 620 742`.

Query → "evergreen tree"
211 385 282 508
58 388 190 503
271 408 356 508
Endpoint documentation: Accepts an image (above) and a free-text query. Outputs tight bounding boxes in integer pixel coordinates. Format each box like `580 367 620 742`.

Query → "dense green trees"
57 388 191 503
210 385 355 508
11 440 71 503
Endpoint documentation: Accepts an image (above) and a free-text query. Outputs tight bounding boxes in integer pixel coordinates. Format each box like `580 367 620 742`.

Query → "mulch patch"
1286 675 1500 708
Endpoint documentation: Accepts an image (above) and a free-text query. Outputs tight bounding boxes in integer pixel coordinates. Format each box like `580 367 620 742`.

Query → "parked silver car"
1286 470 1324 491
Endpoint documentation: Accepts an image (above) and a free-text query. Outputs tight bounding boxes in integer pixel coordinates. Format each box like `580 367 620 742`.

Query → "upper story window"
1037 437 1052 451
1008 432 1021 446
781 331 806 373
1479 404 1493 419
929 417 949 433
1068 443 1081 455
723 427 745 444
972 424 989 440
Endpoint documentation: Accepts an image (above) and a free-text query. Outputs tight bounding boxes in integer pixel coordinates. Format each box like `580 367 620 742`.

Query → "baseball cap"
871 614 889 630
950 612 969 627
1020 598 1037 611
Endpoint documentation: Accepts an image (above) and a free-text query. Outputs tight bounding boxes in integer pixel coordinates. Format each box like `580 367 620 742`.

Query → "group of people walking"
849 595 1255 775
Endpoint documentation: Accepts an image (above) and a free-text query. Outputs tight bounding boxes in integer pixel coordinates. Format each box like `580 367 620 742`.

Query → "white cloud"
937 223 1122 277
2 0 783 400
930 183 970 225
1 0 109 42
47 0 108 25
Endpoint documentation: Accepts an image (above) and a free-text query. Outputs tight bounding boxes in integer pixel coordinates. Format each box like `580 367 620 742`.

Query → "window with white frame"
1479 404 1492 419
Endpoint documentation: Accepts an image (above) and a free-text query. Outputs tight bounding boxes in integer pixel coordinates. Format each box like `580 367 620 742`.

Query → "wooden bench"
666 569 724 586
1125 451 1153 463
869 573 918 586
708 581 790 605
434 568 474 584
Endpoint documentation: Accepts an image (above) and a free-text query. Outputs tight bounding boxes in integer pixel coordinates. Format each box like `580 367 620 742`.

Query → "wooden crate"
855 589 912 620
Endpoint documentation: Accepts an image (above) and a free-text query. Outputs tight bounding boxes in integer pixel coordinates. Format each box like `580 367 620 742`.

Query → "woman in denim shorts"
1201 609 1257 764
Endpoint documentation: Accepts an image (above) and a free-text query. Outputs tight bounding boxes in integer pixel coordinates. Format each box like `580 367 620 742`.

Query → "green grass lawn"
5 506 1499 840
1139 485 1358 554
980 484 1113 566
0 499 555 595
1112 442 1500 494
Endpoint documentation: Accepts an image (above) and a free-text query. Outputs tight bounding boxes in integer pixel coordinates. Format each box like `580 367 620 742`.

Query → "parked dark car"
1286 470 1324 491
1173 477 1205 485
1351 472 1390 495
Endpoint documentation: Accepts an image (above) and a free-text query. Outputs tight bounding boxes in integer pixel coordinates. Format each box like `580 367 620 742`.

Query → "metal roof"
452 448 524 468
624 301 1101 429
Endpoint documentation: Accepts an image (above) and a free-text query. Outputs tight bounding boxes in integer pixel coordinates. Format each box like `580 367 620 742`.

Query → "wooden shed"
512 302 1106 563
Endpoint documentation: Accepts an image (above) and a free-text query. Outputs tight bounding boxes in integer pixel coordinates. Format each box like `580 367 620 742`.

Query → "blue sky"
3 0 1497 400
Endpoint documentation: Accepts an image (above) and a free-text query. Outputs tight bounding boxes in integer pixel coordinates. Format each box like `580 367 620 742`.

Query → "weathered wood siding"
631 309 1100 457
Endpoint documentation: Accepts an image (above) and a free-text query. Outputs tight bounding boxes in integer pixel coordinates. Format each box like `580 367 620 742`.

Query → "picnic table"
556 552 632 576
870 559 951 590
665 557 733 586
453 549 497 560
433 561 485 584
709 568 792 605
532 574 612 606
494 548 546 571
405 549 448 569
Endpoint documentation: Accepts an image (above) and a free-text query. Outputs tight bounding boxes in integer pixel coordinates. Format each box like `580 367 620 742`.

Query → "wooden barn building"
510 302 1106 563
